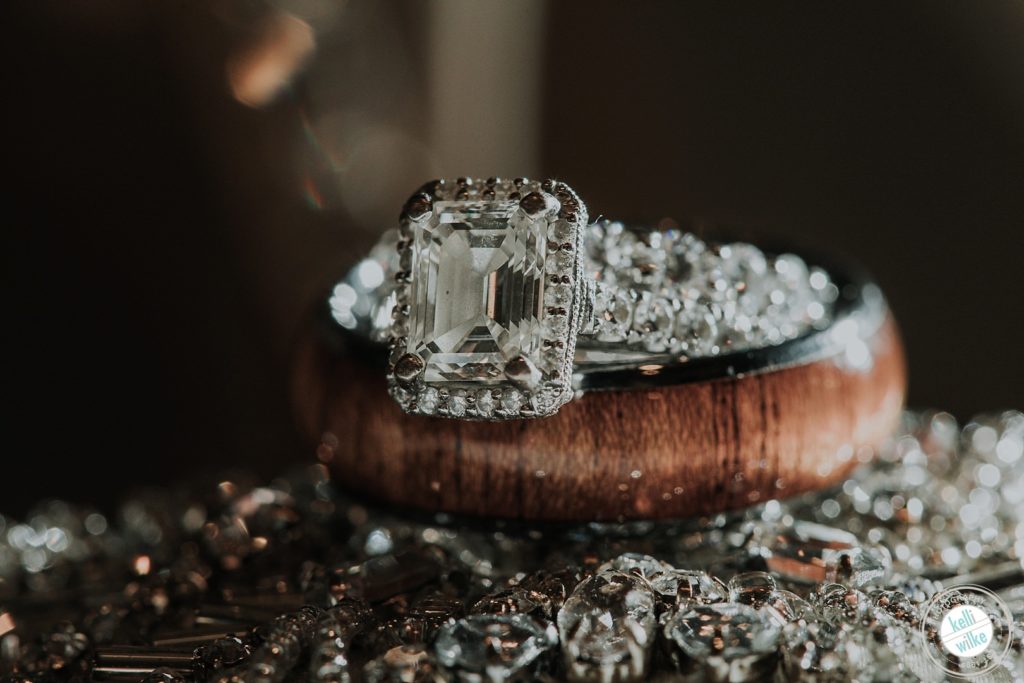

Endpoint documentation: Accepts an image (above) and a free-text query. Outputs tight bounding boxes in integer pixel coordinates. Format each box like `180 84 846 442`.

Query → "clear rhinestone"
596 553 676 598
676 304 720 356
673 570 729 606
546 249 574 274
549 219 574 243
557 571 656 683
727 571 777 609
434 614 557 682
663 602 781 678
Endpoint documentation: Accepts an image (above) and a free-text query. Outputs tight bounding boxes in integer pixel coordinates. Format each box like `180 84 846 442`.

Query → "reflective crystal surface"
408 200 548 384
6 410 1024 682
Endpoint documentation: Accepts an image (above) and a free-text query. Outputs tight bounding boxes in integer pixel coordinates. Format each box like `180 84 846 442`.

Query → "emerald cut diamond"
388 179 586 419
409 200 546 383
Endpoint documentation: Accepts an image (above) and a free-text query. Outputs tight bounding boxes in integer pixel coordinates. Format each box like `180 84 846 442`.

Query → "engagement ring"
329 177 881 420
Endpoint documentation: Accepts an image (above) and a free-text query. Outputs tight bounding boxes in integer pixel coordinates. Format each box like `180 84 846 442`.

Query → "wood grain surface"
292 317 906 521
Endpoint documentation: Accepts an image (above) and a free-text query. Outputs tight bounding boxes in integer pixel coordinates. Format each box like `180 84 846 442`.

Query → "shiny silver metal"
326 177 885 421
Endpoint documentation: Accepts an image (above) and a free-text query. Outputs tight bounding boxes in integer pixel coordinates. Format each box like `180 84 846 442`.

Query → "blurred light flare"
228 11 316 108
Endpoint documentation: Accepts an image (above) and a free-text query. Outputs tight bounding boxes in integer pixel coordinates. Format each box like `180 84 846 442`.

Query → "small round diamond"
545 249 574 274
475 390 496 417
549 219 574 243
544 283 573 307
418 387 440 413
541 345 564 372
543 314 569 337
500 389 523 414
633 295 675 352
676 305 720 356
447 394 467 417
595 286 633 341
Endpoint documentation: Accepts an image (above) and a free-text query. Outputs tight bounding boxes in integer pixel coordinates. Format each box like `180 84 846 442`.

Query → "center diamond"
407 200 547 383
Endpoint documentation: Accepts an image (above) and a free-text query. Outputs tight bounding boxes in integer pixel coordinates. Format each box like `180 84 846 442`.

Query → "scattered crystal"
664 602 780 681
435 614 557 682
727 571 776 608
557 571 657 682
9 410 1024 682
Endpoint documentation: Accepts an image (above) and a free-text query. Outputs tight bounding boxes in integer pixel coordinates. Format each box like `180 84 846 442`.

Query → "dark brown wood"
292 317 906 521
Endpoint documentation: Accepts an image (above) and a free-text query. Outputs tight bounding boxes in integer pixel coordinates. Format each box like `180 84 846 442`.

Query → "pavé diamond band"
328 178 885 420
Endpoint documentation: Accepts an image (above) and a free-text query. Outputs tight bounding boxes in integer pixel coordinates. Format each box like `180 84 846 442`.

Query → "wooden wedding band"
292 313 906 522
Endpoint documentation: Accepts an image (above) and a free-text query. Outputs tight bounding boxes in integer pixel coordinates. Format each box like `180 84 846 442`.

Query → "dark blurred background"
5 1 1023 513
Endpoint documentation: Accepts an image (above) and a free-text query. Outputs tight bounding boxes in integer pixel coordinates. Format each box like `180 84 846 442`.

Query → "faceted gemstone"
632 294 675 352
727 571 777 609
594 284 634 341
434 614 557 682
672 570 729 606
757 522 892 588
596 553 677 598
408 201 549 384
557 571 657 683
663 602 781 679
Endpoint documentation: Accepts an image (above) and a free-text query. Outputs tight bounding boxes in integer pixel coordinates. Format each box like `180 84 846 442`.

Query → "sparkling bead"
435 614 557 682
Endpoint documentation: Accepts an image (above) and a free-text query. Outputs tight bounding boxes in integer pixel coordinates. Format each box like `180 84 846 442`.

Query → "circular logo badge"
921 584 1014 678
939 603 993 658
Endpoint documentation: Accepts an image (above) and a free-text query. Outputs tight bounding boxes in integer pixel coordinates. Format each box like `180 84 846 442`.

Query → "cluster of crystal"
385 178 583 418
4 410 1024 681
584 221 837 354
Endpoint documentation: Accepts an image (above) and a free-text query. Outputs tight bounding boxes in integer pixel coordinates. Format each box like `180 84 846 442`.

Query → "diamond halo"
387 178 588 419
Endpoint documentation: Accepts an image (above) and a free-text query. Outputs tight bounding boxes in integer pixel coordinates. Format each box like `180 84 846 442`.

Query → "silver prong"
504 355 542 389
394 353 425 386
402 193 433 222
520 191 559 218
